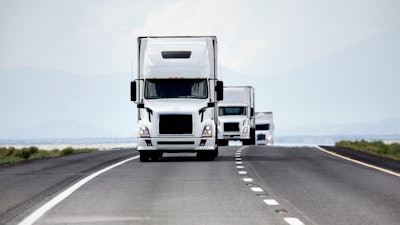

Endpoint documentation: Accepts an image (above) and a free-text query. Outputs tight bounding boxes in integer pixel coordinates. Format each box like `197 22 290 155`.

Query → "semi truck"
131 36 223 162
217 86 255 146
255 112 274 145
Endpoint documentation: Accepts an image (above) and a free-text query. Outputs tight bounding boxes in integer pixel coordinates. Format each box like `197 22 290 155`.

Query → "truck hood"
145 99 208 114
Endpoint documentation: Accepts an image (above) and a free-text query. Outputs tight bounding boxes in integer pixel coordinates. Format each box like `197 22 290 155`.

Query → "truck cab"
255 112 274 145
217 86 255 146
131 36 223 161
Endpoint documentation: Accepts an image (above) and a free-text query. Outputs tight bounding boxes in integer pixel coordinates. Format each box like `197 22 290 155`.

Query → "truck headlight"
202 125 213 137
266 135 272 141
243 126 249 133
139 125 150 138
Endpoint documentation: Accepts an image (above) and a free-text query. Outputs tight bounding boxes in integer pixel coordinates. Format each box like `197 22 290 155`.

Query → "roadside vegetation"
335 140 400 160
0 146 97 166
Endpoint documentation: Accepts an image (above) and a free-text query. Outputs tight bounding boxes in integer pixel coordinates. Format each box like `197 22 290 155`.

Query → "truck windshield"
219 107 247 116
145 79 208 99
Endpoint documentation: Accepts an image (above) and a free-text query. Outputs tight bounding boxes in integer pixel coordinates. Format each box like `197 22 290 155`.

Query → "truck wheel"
250 128 256 145
139 151 150 162
218 140 228 146
197 151 216 161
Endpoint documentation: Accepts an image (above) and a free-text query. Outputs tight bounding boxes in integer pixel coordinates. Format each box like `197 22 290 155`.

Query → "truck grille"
257 134 266 140
159 114 192 134
224 122 239 132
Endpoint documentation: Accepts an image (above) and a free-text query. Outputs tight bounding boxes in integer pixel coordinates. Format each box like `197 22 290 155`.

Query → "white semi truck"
131 36 223 162
255 112 274 145
217 86 255 146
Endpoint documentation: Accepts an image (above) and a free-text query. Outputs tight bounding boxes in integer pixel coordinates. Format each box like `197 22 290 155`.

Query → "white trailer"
131 36 223 162
217 86 255 145
255 112 274 145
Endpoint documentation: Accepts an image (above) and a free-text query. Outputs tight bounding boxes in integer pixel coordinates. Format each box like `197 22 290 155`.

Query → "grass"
0 146 97 166
335 140 400 161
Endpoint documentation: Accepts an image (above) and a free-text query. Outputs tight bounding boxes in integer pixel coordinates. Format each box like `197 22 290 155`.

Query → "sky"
1 0 400 138
2 0 400 76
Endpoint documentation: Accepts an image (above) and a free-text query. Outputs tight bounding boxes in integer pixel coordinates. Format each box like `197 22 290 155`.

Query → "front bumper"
137 137 216 151
218 132 250 141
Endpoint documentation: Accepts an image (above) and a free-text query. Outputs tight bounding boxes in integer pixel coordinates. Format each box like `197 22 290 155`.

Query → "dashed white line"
263 199 279 206
18 155 140 225
234 146 305 225
284 217 305 225
251 187 264 192
242 178 253 182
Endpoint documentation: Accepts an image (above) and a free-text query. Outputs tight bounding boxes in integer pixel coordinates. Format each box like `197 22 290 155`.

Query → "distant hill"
276 117 400 136
222 27 400 132
0 68 137 139
1 28 399 139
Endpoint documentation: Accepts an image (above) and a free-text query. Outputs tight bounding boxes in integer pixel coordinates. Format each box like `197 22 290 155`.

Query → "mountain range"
1 28 399 139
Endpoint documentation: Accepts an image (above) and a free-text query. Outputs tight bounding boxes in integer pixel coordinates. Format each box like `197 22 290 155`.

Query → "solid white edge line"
18 155 140 225
315 146 400 178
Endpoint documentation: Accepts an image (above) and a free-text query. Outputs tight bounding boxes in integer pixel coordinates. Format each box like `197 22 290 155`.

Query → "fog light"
200 139 207 146
145 140 152 146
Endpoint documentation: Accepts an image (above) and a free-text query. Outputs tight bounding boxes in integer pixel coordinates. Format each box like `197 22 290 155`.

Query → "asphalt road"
1 145 399 225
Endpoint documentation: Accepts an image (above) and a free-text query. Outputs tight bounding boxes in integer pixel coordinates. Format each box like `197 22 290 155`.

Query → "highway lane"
30 147 288 225
2 145 400 225
242 145 400 225
0 150 138 225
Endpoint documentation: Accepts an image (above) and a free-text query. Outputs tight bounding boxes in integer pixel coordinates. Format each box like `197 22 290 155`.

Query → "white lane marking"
238 171 247 175
284 217 305 225
236 158 242 161
263 199 279 206
251 187 264 192
235 161 242 164
242 178 253 182
238 146 248 151
316 146 400 178
236 166 244 169
18 155 140 225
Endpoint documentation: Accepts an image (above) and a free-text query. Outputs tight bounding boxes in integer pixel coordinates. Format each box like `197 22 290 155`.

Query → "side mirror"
130 81 136 102
216 81 223 101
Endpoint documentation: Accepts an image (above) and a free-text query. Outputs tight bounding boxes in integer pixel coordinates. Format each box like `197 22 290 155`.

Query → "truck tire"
197 151 216 161
139 151 150 162
218 140 228 146
250 128 256 145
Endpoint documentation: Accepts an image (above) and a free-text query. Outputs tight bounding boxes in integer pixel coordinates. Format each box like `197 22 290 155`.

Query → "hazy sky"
1 0 400 76
1 0 400 137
